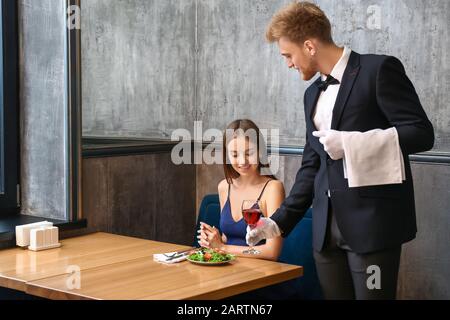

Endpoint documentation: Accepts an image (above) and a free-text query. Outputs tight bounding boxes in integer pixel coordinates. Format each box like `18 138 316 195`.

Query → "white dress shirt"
313 47 347 196
313 46 351 131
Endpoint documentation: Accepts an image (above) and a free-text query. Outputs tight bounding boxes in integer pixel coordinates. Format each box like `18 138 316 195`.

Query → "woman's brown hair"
222 119 277 185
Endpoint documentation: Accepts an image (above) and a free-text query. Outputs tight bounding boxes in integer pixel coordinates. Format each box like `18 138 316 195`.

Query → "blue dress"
219 180 271 246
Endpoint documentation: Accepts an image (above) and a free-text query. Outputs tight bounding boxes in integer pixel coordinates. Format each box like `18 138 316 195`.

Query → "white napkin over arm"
342 127 405 188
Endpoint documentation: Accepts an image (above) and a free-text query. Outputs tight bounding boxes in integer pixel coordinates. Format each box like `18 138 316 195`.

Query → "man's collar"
320 46 352 82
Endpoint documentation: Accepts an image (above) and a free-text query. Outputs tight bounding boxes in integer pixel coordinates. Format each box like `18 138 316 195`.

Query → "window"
0 0 3 195
0 0 19 216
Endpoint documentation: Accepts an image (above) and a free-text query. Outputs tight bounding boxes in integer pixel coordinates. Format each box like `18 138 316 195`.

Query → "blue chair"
277 208 323 299
0 287 44 300
233 208 322 300
193 194 222 247
194 194 323 300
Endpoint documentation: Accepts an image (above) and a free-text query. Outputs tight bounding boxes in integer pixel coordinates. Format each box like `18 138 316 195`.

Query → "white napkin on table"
153 251 189 264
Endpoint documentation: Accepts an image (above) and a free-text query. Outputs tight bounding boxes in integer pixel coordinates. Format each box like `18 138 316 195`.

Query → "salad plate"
187 248 235 265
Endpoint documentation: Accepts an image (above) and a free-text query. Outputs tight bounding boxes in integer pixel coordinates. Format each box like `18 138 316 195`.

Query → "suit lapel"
330 51 361 130
305 78 322 132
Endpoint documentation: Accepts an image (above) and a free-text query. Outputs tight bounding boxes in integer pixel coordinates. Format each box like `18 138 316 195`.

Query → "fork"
163 247 196 258
165 252 190 261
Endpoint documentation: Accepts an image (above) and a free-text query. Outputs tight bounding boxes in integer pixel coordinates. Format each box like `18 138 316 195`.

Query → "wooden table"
0 232 303 300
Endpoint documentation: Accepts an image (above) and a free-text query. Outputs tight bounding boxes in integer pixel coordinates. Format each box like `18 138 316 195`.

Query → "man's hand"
312 130 344 160
246 217 281 247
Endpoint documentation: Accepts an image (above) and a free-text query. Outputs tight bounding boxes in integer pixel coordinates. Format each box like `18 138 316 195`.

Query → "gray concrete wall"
81 0 196 139
397 162 450 300
19 0 67 220
196 0 306 146
82 0 450 151
318 0 450 151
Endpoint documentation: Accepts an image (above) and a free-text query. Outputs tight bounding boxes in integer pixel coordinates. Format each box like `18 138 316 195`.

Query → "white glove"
312 130 344 160
246 217 281 247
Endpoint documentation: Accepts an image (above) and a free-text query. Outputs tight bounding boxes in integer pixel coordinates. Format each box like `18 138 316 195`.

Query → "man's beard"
301 70 316 81
301 63 319 81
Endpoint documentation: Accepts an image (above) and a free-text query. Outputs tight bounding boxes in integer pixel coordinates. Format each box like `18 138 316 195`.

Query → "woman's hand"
197 222 224 250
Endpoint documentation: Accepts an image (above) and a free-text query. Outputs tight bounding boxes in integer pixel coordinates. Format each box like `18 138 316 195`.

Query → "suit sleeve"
376 56 435 155
270 132 320 237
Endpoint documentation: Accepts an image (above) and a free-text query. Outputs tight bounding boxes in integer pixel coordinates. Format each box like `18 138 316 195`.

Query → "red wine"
242 208 262 226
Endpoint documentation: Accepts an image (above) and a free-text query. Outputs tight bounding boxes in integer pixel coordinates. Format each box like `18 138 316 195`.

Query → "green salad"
188 248 234 263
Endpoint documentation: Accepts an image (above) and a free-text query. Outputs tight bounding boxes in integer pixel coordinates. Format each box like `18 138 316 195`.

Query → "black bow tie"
317 74 340 92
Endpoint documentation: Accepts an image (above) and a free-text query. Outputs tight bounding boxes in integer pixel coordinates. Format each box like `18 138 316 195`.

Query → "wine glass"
242 199 262 255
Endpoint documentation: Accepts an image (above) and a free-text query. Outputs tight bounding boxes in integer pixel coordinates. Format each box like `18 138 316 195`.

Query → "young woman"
197 119 285 261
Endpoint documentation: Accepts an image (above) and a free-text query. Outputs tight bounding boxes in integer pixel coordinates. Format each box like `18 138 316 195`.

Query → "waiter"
246 2 434 299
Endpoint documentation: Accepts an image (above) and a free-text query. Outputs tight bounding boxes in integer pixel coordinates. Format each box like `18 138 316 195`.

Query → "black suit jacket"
271 51 434 254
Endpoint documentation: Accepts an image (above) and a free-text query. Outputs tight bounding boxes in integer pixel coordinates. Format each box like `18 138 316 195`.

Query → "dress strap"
256 180 272 201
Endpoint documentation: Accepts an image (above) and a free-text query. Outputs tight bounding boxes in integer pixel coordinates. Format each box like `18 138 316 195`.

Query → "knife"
165 251 190 261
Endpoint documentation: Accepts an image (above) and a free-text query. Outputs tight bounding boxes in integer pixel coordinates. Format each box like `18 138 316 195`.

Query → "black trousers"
313 200 402 300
